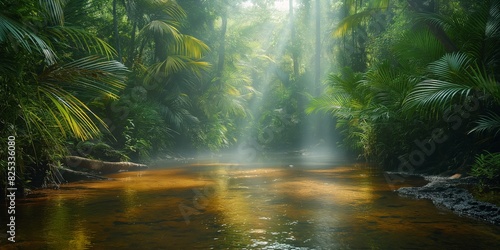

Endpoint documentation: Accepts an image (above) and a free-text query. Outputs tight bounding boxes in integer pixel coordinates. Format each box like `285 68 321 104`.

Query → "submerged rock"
397 175 500 225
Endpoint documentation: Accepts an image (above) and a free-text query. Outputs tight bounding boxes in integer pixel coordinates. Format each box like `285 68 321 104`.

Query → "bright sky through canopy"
241 0 294 12
273 0 290 11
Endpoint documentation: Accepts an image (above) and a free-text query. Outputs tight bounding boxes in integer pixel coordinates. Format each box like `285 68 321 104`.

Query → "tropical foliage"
310 0 500 180
0 0 128 189
471 151 500 182
2 0 500 195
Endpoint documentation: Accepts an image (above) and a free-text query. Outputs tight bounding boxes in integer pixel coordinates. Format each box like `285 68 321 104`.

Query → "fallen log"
65 156 148 174
59 167 112 182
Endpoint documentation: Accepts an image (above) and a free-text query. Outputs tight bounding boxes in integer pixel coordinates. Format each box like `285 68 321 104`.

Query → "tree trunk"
113 0 122 62
127 21 137 67
59 167 111 182
216 9 228 79
65 156 148 174
290 0 299 78
314 0 321 95
154 35 167 62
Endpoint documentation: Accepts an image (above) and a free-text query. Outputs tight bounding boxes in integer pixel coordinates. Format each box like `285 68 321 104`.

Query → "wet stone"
396 176 500 225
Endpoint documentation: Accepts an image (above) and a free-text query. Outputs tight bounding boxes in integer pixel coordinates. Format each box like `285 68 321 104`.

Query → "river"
2 159 499 249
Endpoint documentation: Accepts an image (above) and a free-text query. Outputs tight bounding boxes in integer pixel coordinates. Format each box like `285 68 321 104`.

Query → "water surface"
2 162 499 249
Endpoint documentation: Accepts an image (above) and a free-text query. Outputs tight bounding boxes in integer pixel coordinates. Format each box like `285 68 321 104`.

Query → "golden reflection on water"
203 165 381 248
2 163 500 249
36 195 93 250
68 223 92 250
122 187 139 220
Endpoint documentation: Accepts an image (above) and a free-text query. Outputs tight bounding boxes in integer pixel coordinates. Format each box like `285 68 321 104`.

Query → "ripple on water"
249 228 267 234
250 239 269 247
250 242 312 250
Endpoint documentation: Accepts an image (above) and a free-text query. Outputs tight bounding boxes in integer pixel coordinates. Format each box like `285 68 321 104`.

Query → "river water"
2 160 500 249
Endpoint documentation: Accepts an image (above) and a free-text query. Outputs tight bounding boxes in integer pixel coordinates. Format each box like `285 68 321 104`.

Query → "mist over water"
3 162 499 249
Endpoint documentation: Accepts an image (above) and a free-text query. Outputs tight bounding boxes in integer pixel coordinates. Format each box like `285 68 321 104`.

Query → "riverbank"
394 173 500 225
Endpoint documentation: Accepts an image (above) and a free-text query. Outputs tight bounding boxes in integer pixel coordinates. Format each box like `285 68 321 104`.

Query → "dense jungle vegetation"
1 0 499 195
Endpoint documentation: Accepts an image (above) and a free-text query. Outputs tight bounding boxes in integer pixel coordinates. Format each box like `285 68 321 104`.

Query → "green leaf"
46 26 117 58
36 56 128 140
470 112 500 136
0 14 57 64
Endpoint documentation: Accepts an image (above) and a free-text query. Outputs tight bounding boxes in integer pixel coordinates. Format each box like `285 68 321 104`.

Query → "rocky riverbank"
394 174 500 225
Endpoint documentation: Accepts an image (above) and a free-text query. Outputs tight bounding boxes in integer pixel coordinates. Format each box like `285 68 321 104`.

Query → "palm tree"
317 0 500 170
1 0 127 139
307 68 372 156
333 0 392 71
120 0 209 69
0 0 127 191
96 0 213 158
405 1 500 136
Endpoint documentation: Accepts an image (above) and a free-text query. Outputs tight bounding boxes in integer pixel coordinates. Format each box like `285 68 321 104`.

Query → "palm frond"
131 0 186 21
144 55 209 85
39 85 102 140
369 0 390 9
334 0 390 38
148 55 189 76
485 1 500 38
405 79 472 109
198 73 251 118
470 112 500 136
36 56 128 139
411 12 454 31
0 14 57 64
46 26 117 58
364 62 414 110
480 1 500 77
392 29 446 66
158 0 187 21
168 34 210 59
18 99 68 155
326 68 364 94
427 52 472 82
140 19 181 41
40 56 127 99
308 68 369 118
466 65 500 102
404 52 480 110
306 94 344 116
39 0 66 26
334 9 377 37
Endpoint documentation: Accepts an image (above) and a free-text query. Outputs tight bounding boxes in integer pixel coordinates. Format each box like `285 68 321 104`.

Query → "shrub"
471 151 500 181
